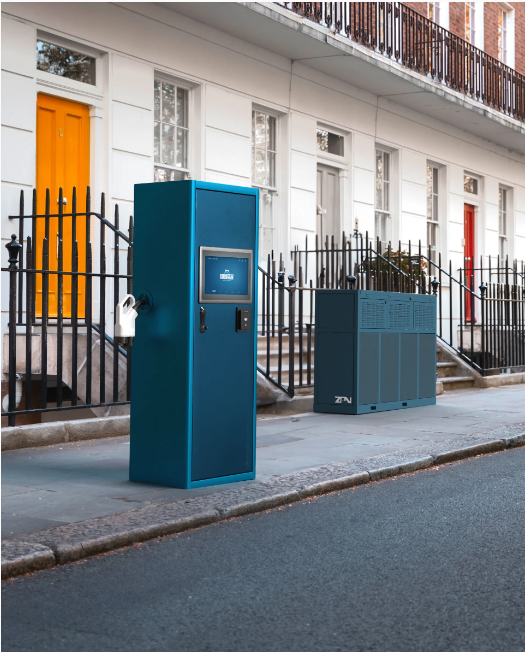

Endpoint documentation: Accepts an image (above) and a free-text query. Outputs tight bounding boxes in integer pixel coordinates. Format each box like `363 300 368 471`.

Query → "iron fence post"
6 235 22 426
288 275 296 398
480 281 487 374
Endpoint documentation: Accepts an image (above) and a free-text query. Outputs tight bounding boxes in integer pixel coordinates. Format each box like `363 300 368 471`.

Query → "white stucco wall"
2 1 525 338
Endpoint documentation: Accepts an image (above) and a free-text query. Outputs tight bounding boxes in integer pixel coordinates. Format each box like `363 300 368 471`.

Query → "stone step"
436 349 450 363
257 337 314 353
257 350 314 365
1 332 129 418
436 361 458 378
261 366 315 386
440 376 475 391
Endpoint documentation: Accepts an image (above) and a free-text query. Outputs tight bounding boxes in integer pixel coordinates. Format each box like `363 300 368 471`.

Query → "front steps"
436 343 476 391
2 331 129 418
259 335 478 395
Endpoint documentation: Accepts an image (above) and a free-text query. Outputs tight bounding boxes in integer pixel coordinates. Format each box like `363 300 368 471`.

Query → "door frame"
36 92 91 318
464 202 476 322
316 162 343 245
315 124 350 240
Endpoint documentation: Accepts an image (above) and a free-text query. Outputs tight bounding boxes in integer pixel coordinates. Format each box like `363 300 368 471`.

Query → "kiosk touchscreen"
129 181 258 489
200 248 252 303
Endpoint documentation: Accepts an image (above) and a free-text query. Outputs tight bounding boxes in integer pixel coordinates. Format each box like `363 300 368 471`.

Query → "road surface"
3 448 524 651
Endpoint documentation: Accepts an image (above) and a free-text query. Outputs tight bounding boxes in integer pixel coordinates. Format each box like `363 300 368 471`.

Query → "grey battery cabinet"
314 290 437 415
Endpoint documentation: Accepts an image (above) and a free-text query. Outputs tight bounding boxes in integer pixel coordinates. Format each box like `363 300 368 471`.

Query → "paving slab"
2 428 524 579
3 386 525 543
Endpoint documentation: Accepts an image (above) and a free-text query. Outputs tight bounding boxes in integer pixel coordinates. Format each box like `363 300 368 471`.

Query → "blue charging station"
129 181 258 489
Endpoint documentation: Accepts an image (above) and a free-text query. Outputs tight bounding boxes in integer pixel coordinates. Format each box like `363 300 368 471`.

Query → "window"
154 79 189 182
36 40 96 85
427 166 439 263
465 2 476 45
464 175 478 195
499 187 507 261
317 129 344 157
252 109 277 260
375 149 390 244
498 8 508 64
252 110 276 189
428 2 440 24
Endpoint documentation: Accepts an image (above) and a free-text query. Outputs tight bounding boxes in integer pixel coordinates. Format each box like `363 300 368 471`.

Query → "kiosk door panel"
192 190 256 482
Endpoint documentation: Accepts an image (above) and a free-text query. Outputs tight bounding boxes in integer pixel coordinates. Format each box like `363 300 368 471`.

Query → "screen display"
204 256 249 296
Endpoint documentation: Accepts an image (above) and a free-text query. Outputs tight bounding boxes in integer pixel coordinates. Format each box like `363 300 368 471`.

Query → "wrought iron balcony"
277 2 525 123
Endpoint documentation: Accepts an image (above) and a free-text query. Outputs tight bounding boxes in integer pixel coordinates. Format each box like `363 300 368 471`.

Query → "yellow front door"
36 93 90 318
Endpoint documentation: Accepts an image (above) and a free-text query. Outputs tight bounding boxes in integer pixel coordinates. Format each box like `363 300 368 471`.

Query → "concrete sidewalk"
3 385 525 540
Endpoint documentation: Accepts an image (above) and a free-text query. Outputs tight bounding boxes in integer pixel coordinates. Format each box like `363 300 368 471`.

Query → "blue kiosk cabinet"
314 290 436 415
130 181 258 488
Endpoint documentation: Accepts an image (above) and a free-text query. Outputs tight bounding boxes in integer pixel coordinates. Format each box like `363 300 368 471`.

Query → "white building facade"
2 1 525 332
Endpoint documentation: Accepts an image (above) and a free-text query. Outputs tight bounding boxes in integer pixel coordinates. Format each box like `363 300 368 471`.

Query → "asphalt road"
3 448 525 652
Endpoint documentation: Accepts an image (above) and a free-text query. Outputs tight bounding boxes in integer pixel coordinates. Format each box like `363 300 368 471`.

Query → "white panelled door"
316 164 340 245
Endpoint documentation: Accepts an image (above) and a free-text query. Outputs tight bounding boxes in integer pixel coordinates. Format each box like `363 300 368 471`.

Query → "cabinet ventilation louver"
361 300 385 329
389 302 412 329
414 303 436 331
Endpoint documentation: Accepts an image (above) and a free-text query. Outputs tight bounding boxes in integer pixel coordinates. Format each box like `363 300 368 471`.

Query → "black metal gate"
2 187 133 426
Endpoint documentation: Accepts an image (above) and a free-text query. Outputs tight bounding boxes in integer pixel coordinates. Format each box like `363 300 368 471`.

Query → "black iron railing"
258 232 432 397
277 2 525 122
258 232 525 397
455 258 525 372
4 196 524 422
2 187 133 426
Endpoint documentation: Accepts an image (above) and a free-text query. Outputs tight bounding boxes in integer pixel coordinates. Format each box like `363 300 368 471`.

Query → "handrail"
92 323 128 358
9 210 132 245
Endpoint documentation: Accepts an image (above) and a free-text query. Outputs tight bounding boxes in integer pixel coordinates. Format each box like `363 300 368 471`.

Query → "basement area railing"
258 232 525 397
2 187 133 427
277 2 525 123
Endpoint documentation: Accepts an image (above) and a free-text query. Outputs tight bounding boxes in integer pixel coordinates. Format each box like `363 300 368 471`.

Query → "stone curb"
503 432 525 448
2 427 524 581
1 416 130 451
433 440 505 464
1 542 55 580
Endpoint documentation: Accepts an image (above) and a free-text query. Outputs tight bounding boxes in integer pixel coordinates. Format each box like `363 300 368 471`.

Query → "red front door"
464 204 475 321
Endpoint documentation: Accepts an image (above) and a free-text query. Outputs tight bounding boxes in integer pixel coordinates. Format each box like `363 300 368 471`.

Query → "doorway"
464 203 475 320
36 93 90 318
316 164 340 246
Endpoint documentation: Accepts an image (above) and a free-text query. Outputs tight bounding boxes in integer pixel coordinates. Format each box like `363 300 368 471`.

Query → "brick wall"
403 2 427 16
449 2 465 39
483 3 499 60
513 2 525 75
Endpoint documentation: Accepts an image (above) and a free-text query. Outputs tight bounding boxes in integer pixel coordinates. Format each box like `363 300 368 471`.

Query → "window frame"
316 127 345 159
37 38 96 86
426 165 440 262
375 147 391 244
465 1 476 45
153 73 192 182
251 106 280 262
35 31 103 95
498 7 508 64
464 174 479 196
498 186 508 261
251 107 278 192
428 2 440 24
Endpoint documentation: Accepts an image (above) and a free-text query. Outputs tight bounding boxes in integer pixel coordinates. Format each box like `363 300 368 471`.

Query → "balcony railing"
277 2 525 123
